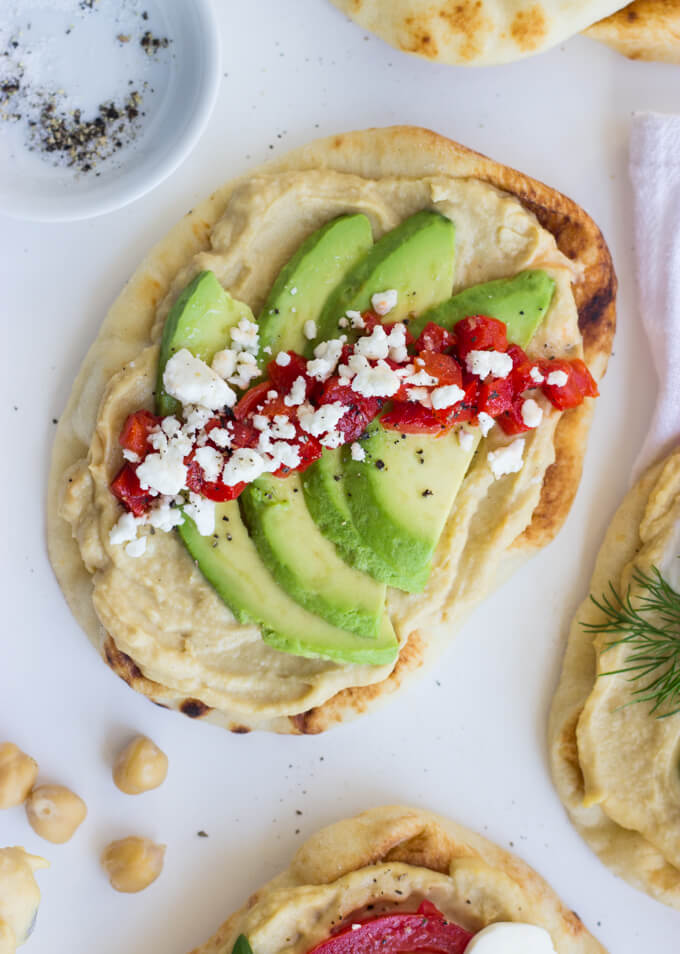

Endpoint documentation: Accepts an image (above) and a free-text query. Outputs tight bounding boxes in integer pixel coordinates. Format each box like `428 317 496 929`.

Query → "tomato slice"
305 901 472 954
418 351 463 387
119 409 161 458
454 315 508 359
478 375 514 416
541 358 598 410
110 463 152 517
414 321 455 354
381 402 445 434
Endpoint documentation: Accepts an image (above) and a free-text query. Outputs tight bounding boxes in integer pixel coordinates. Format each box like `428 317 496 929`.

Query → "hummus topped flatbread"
549 448 680 909
188 805 606 954
48 127 615 734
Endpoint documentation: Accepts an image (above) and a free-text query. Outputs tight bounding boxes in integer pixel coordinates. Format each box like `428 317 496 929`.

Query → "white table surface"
1 2 678 951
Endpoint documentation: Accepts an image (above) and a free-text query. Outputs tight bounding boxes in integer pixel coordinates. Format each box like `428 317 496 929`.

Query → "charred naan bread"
549 449 680 909
189 806 606 954
48 127 615 734
584 0 680 63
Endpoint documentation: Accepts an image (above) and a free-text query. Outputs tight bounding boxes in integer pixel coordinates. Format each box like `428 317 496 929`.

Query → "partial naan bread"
328 0 627 64
584 0 680 63
189 806 606 954
549 450 680 909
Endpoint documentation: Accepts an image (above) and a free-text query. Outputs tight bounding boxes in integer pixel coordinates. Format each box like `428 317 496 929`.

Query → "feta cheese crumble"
346 310 364 330
194 445 223 483
430 384 465 410
488 439 525 479
275 351 291 367
303 319 317 341
298 402 346 437
284 376 307 407
355 325 389 361
211 349 238 380
478 412 495 437
465 349 513 381
163 349 236 410
546 369 568 387
352 361 401 398
136 445 188 496
458 429 475 451
350 442 366 461
521 398 543 429
229 318 259 354
529 366 545 385
183 493 216 535
371 289 398 316
222 448 268 485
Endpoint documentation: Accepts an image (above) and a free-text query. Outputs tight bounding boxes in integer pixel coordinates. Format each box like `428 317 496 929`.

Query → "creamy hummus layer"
60 170 580 719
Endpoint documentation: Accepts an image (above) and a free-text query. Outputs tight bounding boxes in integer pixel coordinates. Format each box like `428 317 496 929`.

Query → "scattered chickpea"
102 837 165 893
113 736 168 795
0 744 38 810
25 786 87 844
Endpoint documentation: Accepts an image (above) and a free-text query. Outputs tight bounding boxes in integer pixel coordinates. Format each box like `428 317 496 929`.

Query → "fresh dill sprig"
584 565 680 719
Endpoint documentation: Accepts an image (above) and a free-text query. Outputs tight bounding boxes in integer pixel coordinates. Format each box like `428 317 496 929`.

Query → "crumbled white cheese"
267 389 278 401
320 430 344 448
122 448 140 463
464 922 557 954
431 384 465 410
182 405 213 436
529 366 545 385
270 415 297 440
298 402 346 437
228 351 260 390
284 376 308 407
252 414 269 431
355 324 389 361
109 511 143 546
405 369 439 387
347 310 365 330
263 346 272 355
352 361 401 398
209 427 233 449
521 398 543 429
386 323 408 363
265 441 301 471
488 439 525 479
395 363 415 379
161 416 182 438
546 369 568 387
211 349 238 380
184 493 216 535
307 338 343 381
195 445 224 483
338 317 349 328
466 349 513 381
350 442 366 461
125 537 147 558
147 497 184 532
163 349 236 410
458 429 475 451
407 386 431 406
304 319 317 340
136 445 188 496
230 318 259 355
275 351 291 367
371 289 398 316
290 286 298 295
478 412 495 437
222 448 268 486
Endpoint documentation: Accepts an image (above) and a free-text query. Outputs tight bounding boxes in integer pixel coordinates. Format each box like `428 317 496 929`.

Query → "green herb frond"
584 564 680 719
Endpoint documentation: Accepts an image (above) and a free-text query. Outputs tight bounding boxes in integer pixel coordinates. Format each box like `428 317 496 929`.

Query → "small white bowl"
0 0 220 222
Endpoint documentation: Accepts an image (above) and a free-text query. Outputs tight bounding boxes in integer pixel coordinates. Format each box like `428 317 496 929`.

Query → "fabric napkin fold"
629 112 680 480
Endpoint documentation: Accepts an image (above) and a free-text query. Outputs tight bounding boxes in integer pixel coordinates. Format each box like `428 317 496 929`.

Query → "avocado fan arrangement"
106 209 595 666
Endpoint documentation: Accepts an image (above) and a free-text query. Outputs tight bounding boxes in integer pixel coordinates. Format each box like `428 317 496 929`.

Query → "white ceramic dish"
0 0 220 222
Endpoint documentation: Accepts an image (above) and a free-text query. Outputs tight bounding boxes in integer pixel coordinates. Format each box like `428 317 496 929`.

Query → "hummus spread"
57 166 581 727
550 449 680 908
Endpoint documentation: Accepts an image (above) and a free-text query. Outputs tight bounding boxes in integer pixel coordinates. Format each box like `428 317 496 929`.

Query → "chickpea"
102 837 165 893
25 786 87 844
0 847 48 950
113 736 168 795
0 745 38 810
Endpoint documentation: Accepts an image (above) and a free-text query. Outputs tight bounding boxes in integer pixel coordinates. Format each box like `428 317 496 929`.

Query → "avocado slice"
240 472 386 639
156 270 255 416
257 214 373 357
311 209 457 350
156 270 397 665
180 501 398 666
343 271 556 592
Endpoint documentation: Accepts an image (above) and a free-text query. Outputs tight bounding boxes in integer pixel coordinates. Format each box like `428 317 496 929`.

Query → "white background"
1 1 679 952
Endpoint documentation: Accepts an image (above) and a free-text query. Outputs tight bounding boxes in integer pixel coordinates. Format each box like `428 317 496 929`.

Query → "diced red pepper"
360 310 381 333
271 434 323 478
414 321 455 354
229 420 260 449
305 901 472 954
110 463 152 517
234 382 274 420
505 343 535 394
478 375 514 417
417 351 463 388
119 409 161 458
266 352 310 393
185 456 246 501
454 315 508 359
497 396 531 435
434 378 479 426
381 401 445 434
540 358 599 410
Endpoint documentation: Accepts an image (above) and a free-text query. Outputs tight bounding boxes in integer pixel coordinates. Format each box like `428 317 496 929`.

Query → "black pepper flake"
422 489 433 497
197 830 209 838
374 459 385 470
140 30 170 55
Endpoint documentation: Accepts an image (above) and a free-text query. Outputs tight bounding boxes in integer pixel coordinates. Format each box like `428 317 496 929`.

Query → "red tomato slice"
454 315 508 359
414 321 455 353
110 464 152 517
540 358 599 410
305 901 472 954
381 402 446 434
119 409 161 458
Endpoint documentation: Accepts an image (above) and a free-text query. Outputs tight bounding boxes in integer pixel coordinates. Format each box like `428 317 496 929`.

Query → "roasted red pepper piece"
478 375 514 416
306 900 472 954
119 409 161 458
454 315 508 359
234 381 273 420
414 321 455 354
185 455 246 501
434 378 479 427
266 352 310 393
497 396 531 435
541 358 599 410
417 351 463 388
381 401 445 434
110 463 152 517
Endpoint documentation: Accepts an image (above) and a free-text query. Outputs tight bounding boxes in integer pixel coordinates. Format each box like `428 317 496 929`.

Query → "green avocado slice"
342 271 556 592
240 472 386 639
156 270 397 665
257 213 373 358
179 501 398 666
300 210 457 581
156 270 254 416
311 209 457 351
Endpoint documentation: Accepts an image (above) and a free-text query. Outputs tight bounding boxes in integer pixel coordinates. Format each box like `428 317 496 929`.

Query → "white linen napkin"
629 112 680 480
